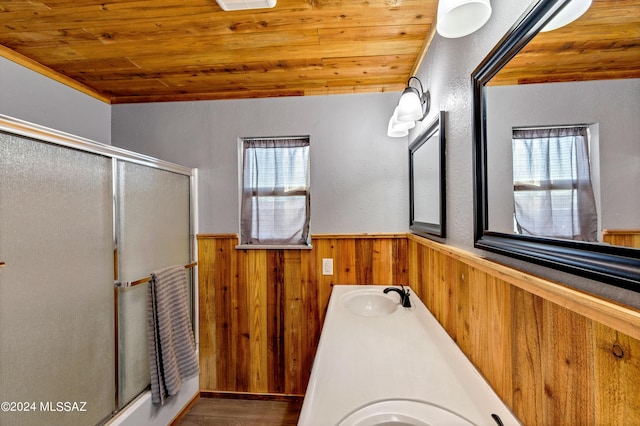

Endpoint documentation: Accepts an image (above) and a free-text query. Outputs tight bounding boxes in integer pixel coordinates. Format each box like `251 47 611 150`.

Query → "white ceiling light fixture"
541 0 592 32
387 76 430 138
436 0 492 38
215 0 276 11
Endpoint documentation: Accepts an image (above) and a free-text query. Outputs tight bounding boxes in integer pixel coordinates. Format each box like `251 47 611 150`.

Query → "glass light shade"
437 0 492 38
391 107 416 131
541 0 591 32
387 116 409 138
397 87 424 122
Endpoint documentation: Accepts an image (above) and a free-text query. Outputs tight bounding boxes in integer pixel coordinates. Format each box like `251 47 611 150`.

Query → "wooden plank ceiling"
0 0 637 103
0 0 437 104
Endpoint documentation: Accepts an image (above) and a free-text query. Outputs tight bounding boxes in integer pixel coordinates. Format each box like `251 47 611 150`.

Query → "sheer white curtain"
240 138 310 245
512 127 597 242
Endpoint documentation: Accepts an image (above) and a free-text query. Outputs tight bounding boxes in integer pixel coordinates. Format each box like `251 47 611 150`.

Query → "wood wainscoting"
197 233 640 425
603 229 640 249
406 234 640 425
197 234 408 395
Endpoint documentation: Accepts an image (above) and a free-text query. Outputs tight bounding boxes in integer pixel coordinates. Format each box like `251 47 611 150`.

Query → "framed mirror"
409 111 446 239
472 0 640 289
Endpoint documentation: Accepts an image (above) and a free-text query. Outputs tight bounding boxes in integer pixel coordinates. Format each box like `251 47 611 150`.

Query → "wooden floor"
176 395 303 426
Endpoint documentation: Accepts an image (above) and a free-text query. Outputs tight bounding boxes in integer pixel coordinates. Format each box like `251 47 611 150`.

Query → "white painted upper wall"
0 57 111 143
111 93 408 234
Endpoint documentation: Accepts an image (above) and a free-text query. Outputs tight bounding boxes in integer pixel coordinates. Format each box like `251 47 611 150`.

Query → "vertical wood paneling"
425 242 438 310
247 250 268 392
197 234 407 396
355 239 374 283
196 236 218 391
198 233 640 425
432 246 447 324
543 300 594 425
235 248 249 391
218 239 235 390
602 229 640 249
486 274 513 402
594 323 640 424
467 266 487 369
408 235 640 426
314 238 335 326
407 238 420 296
454 260 470 350
336 239 356 283
511 288 545 425
441 256 457 338
301 247 320 393
283 250 303 394
266 250 285 394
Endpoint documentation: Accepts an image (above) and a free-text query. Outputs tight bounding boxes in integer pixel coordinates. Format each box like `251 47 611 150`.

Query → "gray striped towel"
147 265 199 405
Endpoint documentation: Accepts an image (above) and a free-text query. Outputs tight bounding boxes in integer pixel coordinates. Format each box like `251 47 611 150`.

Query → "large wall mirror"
410 111 446 238
472 0 640 289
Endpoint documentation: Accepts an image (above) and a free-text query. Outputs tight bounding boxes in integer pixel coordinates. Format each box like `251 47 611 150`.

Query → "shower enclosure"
0 116 196 425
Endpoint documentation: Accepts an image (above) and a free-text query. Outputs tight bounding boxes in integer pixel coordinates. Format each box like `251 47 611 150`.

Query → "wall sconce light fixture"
436 0 492 38
387 76 430 138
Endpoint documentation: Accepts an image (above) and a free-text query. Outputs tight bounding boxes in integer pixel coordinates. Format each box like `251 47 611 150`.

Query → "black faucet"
383 285 411 308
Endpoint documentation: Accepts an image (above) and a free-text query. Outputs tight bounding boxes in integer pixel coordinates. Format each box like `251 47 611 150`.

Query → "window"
239 137 310 247
512 126 598 242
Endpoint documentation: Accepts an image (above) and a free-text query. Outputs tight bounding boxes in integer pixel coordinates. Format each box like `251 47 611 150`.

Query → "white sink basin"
341 290 399 317
337 399 475 426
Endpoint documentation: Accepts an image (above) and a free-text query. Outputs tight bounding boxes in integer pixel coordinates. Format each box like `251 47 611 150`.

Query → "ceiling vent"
215 0 276 11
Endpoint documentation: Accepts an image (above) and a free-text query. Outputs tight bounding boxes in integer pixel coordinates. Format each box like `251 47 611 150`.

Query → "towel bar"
114 262 197 288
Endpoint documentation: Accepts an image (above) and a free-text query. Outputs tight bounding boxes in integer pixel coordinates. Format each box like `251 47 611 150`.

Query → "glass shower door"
116 161 191 408
0 132 115 425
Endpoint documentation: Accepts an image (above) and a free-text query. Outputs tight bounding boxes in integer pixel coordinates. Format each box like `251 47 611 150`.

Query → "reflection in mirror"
409 111 446 239
486 80 639 245
472 0 640 289
511 126 598 242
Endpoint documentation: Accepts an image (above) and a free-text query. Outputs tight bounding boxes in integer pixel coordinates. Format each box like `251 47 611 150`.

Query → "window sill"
235 244 313 250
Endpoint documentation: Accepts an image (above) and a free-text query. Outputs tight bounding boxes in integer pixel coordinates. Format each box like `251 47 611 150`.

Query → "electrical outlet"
322 258 333 276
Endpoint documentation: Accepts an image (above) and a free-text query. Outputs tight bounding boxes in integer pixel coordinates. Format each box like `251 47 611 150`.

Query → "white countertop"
298 285 520 426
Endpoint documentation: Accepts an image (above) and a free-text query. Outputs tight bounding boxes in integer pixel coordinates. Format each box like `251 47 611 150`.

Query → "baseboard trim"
169 392 200 426
200 391 304 403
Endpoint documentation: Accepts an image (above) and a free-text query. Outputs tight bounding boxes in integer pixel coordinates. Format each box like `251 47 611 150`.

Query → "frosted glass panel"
117 161 191 407
0 132 115 425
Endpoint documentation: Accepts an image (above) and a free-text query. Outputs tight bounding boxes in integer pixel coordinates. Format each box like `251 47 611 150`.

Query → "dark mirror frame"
472 0 640 290
410 110 446 239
